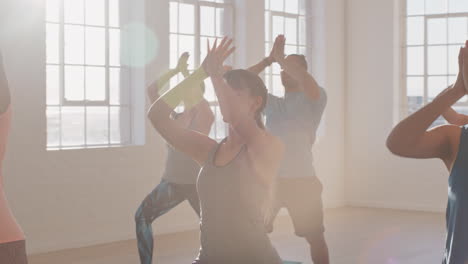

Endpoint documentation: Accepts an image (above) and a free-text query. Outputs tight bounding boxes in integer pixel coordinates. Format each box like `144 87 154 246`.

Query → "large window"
403 0 468 123
169 0 234 140
265 0 307 97
46 0 132 150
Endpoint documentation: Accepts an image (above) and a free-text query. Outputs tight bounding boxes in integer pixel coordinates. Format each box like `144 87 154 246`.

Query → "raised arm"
190 99 215 135
442 106 468 126
147 52 190 103
148 68 216 165
0 52 11 114
386 45 468 168
273 35 321 101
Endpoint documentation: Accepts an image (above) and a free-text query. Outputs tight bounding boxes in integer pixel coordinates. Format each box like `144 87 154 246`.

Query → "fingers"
222 47 236 62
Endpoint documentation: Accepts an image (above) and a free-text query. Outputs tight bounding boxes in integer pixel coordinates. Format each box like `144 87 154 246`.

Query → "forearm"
388 83 464 148
247 58 273 75
0 55 11 114
147 68 179 103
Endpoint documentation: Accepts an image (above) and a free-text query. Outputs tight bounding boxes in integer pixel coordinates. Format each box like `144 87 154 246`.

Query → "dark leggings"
0 240 28 264
135 180 200 264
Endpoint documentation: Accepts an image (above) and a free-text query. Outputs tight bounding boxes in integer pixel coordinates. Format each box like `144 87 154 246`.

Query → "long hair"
223 69 267 129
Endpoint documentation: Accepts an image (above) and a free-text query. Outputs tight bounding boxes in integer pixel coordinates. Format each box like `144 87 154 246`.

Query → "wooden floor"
28 207 447 264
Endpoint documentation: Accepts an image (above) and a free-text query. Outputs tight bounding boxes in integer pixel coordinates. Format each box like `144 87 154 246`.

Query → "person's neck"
227 121 265 147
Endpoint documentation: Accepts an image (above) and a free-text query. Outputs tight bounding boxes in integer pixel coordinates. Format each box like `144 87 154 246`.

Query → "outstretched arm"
0 52 11 114
148 68 216 165
273 35 321 101
387 45 468 168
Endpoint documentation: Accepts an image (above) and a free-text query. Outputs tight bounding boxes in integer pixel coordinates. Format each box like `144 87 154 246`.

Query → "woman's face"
221 85 261 128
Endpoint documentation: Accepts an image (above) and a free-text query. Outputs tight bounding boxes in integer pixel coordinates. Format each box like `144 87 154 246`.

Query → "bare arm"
442 107 468 126
0 52 11 114
387 81 464 167
148 68 216 165
247 57 274 75
274 35 321 100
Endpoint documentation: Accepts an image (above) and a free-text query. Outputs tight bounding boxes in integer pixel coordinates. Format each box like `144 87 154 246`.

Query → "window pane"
170 2 178 33
46 23 59 64
64 25 85 64
86 107 109 145
179 3 195 34
425 0 448 14
85 66 106 101
407 17 424 45
170 34 179 69
270 0 284 12
109 0 120 27
86 27 106 65
299 17 306 45
201 6 215 36
285 45 298 54
110 106 130 144
216 8 226 37
428 76 448 99
110 68 120 104
285 0 298 14
448 17 468 44
65 66 84 101
407 46 424 75
428 46 448 75
407 0 424 15
46 0 59 22
449 0 468 13
449 45 461 75
64 0 84 24
47 65 60 105
272 16 284 37
110 29 121 66
265 0 270 10
285 18 298 45
47 107 60 147
407 77 424 97
179 35 195 68
427 18 447 45
85 0 105 26
61 107 85 146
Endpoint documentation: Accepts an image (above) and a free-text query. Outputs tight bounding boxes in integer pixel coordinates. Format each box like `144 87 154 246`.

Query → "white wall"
345 0 448 212
0 0 347 254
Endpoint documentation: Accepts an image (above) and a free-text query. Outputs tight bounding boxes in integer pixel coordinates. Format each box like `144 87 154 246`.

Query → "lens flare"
120 22 159 68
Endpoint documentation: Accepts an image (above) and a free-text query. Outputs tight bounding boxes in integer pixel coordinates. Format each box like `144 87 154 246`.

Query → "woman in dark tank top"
148 37 284 264
387 41 468 264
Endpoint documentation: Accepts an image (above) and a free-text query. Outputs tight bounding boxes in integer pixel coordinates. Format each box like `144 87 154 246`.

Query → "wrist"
263 57 274 67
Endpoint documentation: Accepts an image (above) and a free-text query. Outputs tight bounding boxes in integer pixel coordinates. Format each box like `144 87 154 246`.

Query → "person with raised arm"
387 41 468 264
148 37 284 263
135 52 214 264
248 35 329 264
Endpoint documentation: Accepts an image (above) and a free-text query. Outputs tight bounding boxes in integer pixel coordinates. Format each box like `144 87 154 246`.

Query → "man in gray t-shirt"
249 35 329 264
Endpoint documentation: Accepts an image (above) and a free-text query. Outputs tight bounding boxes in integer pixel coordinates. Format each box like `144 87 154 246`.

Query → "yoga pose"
387 41 468 264
0 52 27 263
135 53 214 264
441 93 468 126
248 35 329 264
148 37 284 264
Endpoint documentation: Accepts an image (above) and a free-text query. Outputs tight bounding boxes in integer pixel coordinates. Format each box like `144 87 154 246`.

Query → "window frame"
46 0 134 150
400 0 468 118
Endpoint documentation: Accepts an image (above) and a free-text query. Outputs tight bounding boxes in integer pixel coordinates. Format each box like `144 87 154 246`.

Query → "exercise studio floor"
29 207 446 264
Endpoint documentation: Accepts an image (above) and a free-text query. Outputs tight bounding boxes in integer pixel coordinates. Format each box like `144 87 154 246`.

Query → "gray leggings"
0 240 28 264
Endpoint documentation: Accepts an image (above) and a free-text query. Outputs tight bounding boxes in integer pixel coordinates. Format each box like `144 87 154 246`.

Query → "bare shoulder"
263 132 285 162
436 124 462 168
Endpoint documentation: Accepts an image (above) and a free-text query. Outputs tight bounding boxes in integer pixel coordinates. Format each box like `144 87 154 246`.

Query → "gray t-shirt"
264 87 327 178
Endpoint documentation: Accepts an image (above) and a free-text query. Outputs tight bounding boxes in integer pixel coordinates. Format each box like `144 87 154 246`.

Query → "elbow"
386 132 408 157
